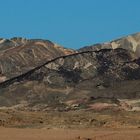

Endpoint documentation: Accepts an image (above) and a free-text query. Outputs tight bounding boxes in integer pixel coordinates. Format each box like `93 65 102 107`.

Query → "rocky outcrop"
0 48 140 110
79 32 140 57
0 38 75 81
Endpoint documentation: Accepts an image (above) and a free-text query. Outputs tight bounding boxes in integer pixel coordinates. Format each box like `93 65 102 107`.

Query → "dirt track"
0 128 139 140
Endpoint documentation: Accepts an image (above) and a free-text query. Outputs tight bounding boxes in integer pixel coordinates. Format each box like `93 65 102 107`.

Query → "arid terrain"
0 33 140 139
0 109 139 140
0 127 139 140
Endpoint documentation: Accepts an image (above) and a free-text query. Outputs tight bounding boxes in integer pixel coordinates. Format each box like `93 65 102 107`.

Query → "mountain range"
0 33 140 112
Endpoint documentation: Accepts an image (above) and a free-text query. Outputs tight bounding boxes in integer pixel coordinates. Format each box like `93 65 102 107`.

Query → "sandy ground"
0 128 139 140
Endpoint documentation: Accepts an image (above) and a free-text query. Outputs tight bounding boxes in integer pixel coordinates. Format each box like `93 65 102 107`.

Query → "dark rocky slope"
0 48 140 111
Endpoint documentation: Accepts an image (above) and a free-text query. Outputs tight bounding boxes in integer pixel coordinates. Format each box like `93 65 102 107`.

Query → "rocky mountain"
79 32 140 57
0 33 140 111
0 37 74 82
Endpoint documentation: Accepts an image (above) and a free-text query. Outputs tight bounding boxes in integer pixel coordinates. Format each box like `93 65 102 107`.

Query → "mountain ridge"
0 37 75 82
79 32 140 57
0 33 140 111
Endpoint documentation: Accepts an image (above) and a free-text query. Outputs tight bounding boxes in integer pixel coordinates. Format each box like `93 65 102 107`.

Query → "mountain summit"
79 32 140 57
0 38 75 82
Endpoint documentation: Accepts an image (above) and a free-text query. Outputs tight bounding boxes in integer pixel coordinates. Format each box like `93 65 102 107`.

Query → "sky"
0 0 140 49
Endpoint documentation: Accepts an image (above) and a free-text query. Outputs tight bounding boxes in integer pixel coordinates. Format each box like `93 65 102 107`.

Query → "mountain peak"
79 32 140 57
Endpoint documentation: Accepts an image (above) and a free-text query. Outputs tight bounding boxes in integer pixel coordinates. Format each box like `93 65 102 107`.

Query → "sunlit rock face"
0 37 75 81
79 32 140 57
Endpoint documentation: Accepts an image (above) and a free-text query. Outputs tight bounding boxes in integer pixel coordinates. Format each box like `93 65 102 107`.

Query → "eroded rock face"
0 38 75 81
0 48 140 110
79 32 140 57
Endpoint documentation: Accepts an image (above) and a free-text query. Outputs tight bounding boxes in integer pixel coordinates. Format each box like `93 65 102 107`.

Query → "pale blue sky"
0 0 140 49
